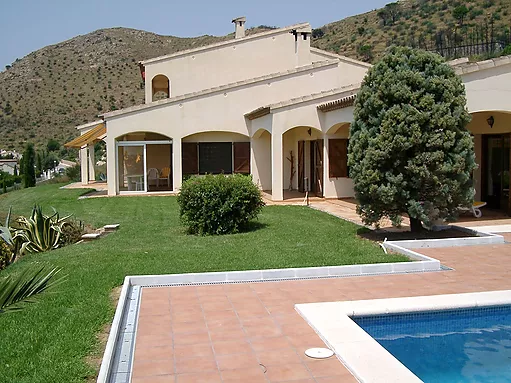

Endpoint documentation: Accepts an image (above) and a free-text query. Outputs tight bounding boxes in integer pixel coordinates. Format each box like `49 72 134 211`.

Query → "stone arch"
326 122 350 137
252 127 271 139
282 125 322 136
181 131 249 142
468 110 511 135
116 131 172 141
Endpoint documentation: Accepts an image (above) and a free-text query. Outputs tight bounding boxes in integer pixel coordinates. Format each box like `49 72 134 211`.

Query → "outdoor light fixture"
487 115 495 128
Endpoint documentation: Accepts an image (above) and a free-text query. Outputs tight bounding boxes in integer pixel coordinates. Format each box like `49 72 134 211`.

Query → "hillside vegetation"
314 0 511 62
1 0 511 152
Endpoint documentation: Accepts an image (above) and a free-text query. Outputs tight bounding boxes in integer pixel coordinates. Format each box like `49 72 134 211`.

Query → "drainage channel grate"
141 267 451 288
108 286 141 383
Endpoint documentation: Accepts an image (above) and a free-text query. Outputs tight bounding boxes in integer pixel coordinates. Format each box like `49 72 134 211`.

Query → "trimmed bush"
177 174 265 235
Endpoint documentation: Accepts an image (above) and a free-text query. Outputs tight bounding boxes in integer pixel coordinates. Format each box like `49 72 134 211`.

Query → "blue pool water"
354 306 511 382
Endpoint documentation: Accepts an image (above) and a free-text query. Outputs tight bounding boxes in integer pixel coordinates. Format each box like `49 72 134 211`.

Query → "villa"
66 17 511 214
0 158 18 175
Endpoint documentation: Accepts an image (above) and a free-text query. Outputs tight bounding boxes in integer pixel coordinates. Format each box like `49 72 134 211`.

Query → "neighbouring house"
65 18 511 215
0 159 18 175
55 159 77 174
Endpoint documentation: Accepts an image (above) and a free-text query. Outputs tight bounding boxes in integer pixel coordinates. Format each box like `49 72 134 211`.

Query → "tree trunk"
409 217 423 233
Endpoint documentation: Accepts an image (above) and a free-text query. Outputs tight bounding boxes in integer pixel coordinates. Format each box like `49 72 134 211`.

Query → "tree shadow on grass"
357 226 475 242
240 220 269 234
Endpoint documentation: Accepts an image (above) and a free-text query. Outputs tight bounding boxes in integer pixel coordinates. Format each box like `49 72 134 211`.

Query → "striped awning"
64 123 106 148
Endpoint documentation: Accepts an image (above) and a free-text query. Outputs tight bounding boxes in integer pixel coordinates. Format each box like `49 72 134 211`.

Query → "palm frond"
0 267 65 314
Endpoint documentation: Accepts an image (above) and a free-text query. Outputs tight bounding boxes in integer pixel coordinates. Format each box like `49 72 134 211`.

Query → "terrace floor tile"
131 241 511 381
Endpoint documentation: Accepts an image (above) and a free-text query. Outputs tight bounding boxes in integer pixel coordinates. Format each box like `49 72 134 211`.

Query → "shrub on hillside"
65 164 80 181
177 174 265 235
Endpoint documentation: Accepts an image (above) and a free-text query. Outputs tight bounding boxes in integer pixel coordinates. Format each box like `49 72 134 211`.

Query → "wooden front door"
310 140 324 197
298 141 305 192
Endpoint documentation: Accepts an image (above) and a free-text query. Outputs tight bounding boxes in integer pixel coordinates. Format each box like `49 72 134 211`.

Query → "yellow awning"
64 123 106 148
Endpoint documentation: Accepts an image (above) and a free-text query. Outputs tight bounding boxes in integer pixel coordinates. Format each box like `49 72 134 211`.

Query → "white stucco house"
66 18 511 215
0 159 18 175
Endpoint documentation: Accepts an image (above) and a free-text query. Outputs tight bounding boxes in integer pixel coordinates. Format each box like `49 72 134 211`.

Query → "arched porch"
468 111 511 214
264 125 324 201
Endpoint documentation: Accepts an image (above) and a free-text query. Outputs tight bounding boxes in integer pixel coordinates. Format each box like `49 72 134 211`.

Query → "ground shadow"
240 220 269 233
357 227 476 242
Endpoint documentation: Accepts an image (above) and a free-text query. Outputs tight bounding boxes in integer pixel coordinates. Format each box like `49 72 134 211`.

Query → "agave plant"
13 205 72 254
0 267 64 314
0 207 14 247
0 207 17 268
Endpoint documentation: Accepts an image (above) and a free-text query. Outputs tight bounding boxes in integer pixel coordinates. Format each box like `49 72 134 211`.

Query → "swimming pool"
354 306 511 382
296 290 511 383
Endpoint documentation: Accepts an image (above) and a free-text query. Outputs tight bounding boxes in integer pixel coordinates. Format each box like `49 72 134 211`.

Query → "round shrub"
177 174 265 235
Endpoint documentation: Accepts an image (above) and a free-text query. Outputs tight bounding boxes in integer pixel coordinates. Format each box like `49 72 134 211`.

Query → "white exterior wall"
144 28 312 101
250 115 273 191
462 64 511 113
106 62 344 195
0 163 16 175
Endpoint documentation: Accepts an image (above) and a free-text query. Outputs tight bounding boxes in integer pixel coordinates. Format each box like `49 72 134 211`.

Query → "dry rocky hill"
1 0 511 152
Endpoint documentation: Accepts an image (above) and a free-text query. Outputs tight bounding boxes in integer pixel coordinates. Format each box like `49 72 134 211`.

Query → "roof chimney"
232 17 246 39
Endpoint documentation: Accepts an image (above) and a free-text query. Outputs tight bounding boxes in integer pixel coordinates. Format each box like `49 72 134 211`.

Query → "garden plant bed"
0 183 409 383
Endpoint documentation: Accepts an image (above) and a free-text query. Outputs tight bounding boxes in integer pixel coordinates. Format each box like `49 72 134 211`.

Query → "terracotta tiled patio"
131 235 511 383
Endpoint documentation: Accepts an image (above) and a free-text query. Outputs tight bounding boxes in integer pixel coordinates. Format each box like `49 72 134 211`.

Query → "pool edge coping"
295 290 511 383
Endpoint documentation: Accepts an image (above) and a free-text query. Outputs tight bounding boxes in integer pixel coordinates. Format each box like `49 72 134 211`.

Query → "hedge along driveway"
0 184 407 383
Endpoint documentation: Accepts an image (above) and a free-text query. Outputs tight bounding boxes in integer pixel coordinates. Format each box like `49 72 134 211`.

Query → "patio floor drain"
305 348 334 359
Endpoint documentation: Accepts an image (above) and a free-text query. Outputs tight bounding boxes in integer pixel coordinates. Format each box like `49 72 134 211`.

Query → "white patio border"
385 225 504 249
295 290 511 383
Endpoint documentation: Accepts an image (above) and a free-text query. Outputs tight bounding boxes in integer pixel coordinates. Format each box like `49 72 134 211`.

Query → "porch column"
173 137 182 192
88 143 95 182
80 146 88 185
106 136 116 196
271 133 284 201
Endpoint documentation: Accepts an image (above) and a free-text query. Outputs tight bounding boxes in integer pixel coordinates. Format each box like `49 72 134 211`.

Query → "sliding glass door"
118 144 146 192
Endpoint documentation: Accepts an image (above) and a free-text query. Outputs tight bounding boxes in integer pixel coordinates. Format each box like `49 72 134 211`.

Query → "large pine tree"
348 46 476 232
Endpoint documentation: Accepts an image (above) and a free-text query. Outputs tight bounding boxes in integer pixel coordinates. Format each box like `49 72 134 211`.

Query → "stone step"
81 233 101 241
103 224 120 232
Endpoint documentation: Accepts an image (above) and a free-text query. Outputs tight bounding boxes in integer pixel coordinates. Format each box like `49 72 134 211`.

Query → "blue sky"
0 0 390 69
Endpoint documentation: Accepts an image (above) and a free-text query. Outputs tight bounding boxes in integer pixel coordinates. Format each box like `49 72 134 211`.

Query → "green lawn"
0 184 407 383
